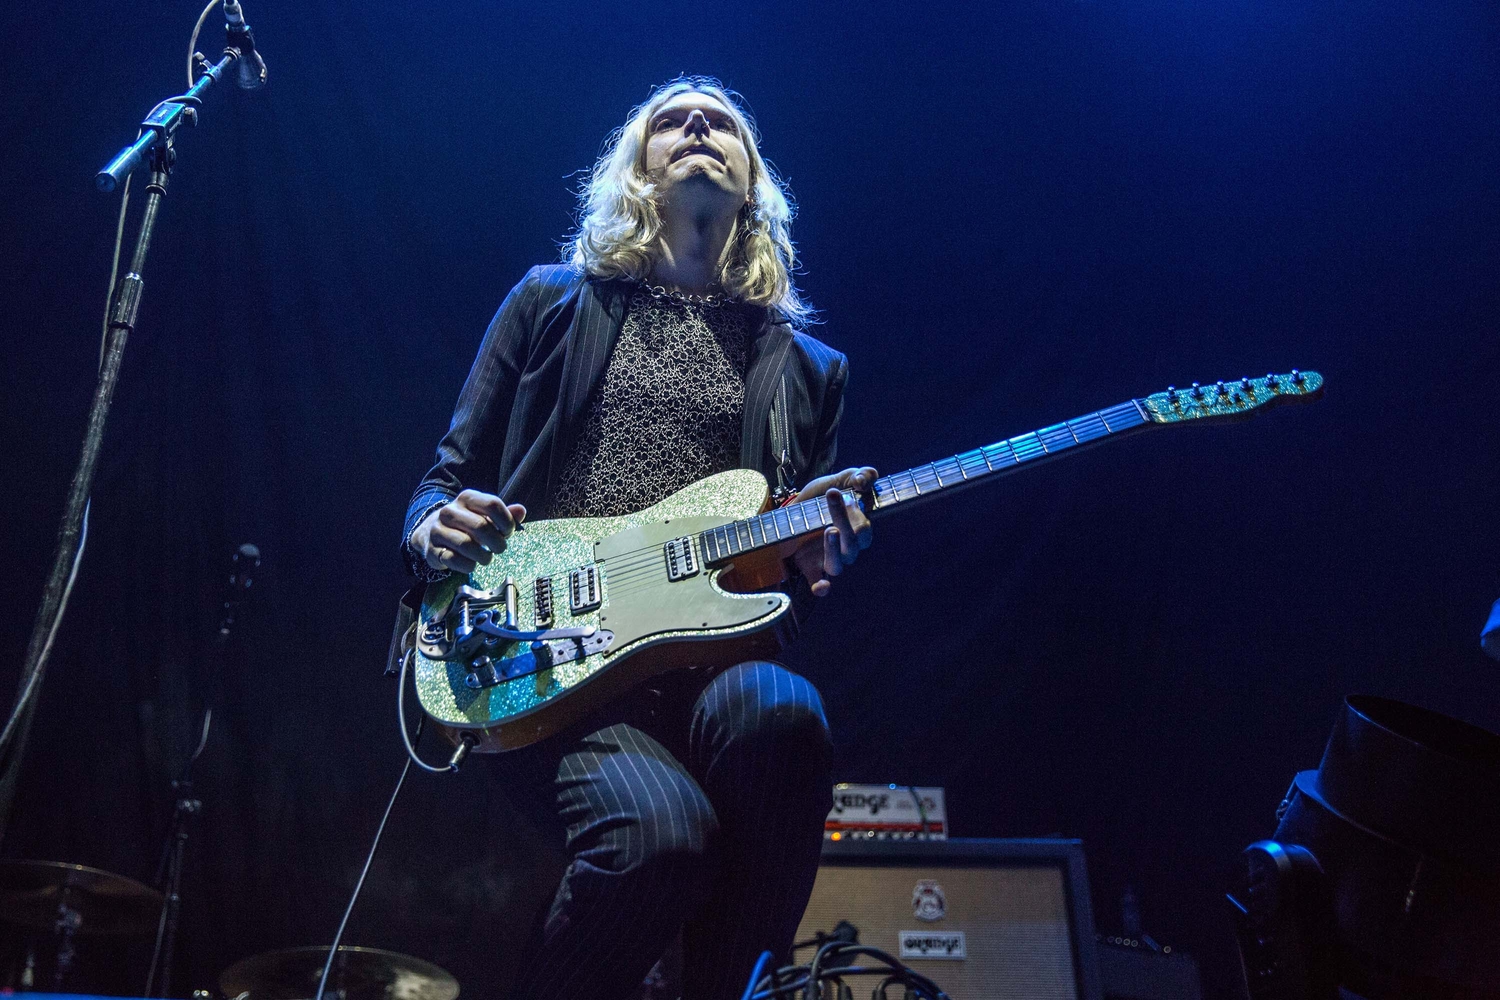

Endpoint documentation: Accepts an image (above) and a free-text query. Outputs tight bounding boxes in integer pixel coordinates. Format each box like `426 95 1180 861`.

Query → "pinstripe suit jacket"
401 264 850 569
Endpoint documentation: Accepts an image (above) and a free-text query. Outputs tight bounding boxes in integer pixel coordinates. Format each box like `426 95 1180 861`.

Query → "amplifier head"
796 838 1103 1000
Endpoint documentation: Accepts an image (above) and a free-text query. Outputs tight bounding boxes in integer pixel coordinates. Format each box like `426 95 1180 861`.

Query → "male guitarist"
402 77 876 1000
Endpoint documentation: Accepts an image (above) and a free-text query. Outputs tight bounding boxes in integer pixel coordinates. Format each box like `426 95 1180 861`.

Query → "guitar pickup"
568 565 601 614
664 536 698 581
534 576 554 628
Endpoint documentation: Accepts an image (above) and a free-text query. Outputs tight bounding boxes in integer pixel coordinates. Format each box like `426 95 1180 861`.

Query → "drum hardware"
143 542 260 999
219 945 460 1000
0 859 164 990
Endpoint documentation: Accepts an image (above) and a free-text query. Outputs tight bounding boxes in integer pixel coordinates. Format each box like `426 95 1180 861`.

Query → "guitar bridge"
534 576 554 627
418 576 586 662
664 536 699 581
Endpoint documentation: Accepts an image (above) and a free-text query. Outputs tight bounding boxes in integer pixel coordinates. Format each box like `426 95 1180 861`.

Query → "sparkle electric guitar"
408 370 1324 751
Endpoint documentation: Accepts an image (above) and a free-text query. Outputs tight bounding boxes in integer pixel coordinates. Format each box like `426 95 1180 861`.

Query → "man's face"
643 92 752 212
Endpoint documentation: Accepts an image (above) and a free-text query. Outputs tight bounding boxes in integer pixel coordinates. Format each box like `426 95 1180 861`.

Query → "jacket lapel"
548 276 628 489
740 315 794 476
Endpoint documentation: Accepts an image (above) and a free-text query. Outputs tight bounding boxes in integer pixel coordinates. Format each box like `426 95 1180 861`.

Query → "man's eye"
653 118 678 131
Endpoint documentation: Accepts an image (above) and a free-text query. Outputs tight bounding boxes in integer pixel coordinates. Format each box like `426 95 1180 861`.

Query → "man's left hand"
789 466 878 597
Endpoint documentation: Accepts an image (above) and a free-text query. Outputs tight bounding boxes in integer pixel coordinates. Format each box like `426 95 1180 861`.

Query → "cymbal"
220 945 460 1000
0 860 163 935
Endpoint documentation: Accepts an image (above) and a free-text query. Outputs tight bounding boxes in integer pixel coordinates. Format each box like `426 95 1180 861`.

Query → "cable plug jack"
448 732 478 771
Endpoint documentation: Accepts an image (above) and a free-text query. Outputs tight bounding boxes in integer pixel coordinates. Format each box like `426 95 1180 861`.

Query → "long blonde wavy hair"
567 76 815 326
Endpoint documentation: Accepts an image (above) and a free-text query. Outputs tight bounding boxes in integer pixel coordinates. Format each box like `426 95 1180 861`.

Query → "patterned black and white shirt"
549 288 751 519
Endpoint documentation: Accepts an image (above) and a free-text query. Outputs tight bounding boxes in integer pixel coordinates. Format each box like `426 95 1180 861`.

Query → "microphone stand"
144 543 259 998
0 49 242 842
145 761 201 1000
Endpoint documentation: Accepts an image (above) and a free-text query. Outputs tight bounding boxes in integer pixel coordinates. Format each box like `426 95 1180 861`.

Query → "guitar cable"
397 645 477 773
310 652 476 1000
311 711 419 1000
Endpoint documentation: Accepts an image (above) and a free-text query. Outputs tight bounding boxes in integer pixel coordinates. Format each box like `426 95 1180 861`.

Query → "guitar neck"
867 397 1154 512
699 397 1155 564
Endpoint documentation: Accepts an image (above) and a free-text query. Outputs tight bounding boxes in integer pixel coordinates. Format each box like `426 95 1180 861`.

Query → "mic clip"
223 0 268 90
224 26 268 89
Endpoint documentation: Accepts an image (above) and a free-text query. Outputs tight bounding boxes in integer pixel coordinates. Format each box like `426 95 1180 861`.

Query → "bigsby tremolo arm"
453 581 596 644
469 613 596 643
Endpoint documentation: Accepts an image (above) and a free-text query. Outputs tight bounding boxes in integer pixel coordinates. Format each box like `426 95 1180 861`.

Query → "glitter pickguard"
413 469 792 750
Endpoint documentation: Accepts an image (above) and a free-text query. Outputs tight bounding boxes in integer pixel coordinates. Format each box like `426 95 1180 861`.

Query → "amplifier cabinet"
796 838 1103 1000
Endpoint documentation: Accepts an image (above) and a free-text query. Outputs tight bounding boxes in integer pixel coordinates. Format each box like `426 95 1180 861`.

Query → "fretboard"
698 398 1152 564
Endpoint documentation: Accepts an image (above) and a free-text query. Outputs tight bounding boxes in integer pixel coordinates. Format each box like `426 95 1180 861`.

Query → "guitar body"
413 469 796 752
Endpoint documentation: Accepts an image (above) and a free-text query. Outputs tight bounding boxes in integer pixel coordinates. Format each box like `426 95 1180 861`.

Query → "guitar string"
451 395 1321 626
539 492 847 582
596 464 978 595
600 399 1266 589
556 432 1059 580
469 498 835 605
473 434 1107 599
590 496 848 586
465 408 1151 603
625 431 1058 566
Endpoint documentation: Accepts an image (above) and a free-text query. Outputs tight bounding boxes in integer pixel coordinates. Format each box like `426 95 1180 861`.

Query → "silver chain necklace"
641 280 730 309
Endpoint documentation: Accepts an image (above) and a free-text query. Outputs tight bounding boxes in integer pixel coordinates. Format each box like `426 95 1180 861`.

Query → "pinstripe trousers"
508 661 833 1000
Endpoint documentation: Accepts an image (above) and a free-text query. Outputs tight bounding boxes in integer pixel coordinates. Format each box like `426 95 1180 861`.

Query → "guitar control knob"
530 640 555 667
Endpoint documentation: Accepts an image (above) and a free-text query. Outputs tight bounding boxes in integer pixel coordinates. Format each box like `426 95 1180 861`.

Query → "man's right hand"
412 490 527 575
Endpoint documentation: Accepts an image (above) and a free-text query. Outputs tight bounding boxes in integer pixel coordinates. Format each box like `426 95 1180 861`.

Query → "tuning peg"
1190 382 1204 399
1291 369 1304 385
1266 373 1280 388
1216 380 1228 396
1240 377 1252 390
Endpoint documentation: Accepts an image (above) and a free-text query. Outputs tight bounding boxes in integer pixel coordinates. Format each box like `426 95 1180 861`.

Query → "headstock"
1141 370 1324 424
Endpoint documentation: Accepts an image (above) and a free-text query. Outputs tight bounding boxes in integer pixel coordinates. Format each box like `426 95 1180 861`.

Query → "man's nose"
685 109 710 136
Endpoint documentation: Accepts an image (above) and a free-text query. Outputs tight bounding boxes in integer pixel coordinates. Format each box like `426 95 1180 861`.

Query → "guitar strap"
767 373 798 506
386 585 424 678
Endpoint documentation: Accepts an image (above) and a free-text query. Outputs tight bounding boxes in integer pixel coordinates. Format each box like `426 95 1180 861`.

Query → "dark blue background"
1 1 1497 996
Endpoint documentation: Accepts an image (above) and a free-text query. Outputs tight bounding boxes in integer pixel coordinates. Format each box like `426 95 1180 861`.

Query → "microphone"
219 543 262 639
223 0 268 91
229 543 261 594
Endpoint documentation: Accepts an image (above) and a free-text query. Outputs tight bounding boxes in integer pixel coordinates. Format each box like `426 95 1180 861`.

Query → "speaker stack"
796 838 1105 1000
